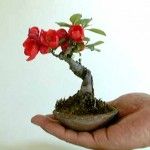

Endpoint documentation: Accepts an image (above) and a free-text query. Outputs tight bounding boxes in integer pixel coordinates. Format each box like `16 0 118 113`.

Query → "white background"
0 0 150 150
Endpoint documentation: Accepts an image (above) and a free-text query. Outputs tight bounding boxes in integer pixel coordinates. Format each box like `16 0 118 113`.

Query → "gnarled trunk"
52 52 95 106
57 53 94 94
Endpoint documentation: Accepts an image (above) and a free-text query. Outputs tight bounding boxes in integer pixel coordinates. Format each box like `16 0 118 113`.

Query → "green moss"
55 91 113 115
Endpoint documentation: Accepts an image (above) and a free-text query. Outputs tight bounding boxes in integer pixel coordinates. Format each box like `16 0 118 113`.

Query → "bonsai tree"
23 14 118 131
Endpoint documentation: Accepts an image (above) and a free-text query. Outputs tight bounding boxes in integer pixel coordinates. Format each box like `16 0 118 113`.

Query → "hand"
31 93 150 150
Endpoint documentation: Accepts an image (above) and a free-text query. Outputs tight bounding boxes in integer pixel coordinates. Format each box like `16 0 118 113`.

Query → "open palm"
32 93 150 150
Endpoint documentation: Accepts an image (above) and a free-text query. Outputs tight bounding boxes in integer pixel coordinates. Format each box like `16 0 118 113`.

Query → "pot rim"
53 106 118 119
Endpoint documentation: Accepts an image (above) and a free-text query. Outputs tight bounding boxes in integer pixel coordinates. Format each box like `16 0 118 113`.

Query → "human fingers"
31 114 96 148
31 114 58 124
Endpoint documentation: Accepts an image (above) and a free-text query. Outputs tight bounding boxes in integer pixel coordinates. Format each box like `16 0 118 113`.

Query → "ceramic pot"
53 107 118 131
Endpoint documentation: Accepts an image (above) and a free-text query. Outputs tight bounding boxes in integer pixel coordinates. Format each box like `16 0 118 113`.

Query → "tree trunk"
59 53 94 94
52 52 95 106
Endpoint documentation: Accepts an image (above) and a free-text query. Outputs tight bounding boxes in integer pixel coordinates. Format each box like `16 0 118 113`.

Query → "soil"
55 91 113 115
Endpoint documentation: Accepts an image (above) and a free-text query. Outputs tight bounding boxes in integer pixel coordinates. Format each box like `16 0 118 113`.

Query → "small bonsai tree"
23 14 117 131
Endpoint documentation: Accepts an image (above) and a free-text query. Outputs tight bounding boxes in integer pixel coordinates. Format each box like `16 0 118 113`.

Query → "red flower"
23 26 40 61
39 45 49 54
23 38 39 61
68 25 84 42
61 41 70 52
57 29 68 40
40 29 59 50
28 27 39 40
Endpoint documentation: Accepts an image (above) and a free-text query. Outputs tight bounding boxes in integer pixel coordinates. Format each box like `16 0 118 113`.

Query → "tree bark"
52 52 94 96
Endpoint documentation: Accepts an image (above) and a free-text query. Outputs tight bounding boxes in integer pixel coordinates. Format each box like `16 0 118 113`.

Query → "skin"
31 93 150 150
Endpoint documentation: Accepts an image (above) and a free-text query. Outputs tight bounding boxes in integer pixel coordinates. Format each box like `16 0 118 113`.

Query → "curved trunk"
52 52 96 108
52 52 95 105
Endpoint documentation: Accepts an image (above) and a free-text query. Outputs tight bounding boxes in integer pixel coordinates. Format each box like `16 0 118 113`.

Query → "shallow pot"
53 106 118 131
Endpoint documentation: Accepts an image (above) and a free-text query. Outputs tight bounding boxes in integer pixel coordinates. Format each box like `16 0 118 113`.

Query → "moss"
55 91 113 115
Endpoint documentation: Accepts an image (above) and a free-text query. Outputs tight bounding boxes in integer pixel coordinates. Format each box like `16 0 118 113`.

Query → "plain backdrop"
0 0 150 150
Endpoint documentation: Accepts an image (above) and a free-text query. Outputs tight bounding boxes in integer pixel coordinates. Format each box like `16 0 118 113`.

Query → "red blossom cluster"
23 25 84 61
23 14 106 61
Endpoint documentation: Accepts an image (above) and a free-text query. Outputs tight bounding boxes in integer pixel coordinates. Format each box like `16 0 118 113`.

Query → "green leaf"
70 13 82 24
87 41 104 47
86 41 104 52
56 22 70 27
87 28 106 36
86 45 101 52
92 41 104 46
79 18 92 27
94 48 101 52
86 45 95 51
84 37 90 42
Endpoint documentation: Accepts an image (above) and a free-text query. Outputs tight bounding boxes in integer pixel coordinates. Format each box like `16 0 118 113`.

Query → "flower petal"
26 44 39 61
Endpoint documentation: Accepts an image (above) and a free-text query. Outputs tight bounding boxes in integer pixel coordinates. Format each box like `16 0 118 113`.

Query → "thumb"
107 93 145 117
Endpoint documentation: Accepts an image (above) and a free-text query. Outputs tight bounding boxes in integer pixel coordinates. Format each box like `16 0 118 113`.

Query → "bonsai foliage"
23 13 106 111
23 13 106 61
